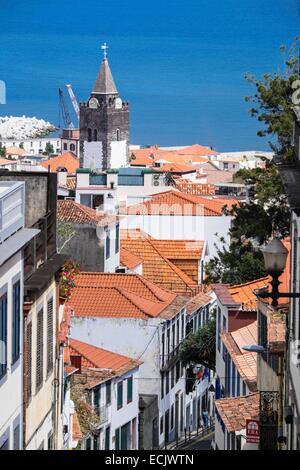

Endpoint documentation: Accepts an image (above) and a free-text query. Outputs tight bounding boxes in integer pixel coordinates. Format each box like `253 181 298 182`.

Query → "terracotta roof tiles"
215 393 259 433
40 151 79 173
69 272 177 319
120 190 228 216
121 229 204 295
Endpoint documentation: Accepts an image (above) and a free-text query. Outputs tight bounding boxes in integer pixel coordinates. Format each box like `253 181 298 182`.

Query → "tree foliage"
179 315 216 371
245 39 300 158
44 141 54 155
205 43 295 286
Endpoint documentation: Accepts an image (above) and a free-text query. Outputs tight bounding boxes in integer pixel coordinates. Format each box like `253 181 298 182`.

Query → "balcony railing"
0 181 24 243
161 344 181 371
94 405 109 427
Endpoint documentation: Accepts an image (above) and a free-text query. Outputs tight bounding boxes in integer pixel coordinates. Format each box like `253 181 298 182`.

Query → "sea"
0 0 299 150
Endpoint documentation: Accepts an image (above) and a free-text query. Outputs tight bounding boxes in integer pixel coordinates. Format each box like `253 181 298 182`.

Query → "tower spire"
92 43 118 95
101 42 108 60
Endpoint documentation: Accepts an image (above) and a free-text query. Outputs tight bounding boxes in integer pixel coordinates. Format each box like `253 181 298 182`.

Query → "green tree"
44 141 54 155
245 39 300 159
179 315 216 371
0 144 6 158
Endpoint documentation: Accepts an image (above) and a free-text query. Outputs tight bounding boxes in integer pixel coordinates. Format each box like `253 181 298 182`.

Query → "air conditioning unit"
153 174 160 180
115 266 127 273
153 180 160 186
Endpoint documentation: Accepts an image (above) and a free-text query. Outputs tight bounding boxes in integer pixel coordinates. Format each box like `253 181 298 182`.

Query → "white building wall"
0 252 23 450
111 141 127 169
120 214 231 260
0 138 61 155
25 280 57 450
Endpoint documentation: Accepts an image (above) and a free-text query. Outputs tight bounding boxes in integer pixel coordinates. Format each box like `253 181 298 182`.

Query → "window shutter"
36 308 44 391
0 294 7 379
47 298 54 375
117 381 123 409
12 281 20 364
27 322 32 402
127 376 133 403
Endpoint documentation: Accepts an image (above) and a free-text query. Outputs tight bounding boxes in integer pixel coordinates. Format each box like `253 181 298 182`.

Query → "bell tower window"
116 129 120 141
88 128 92 142
94 129 98 141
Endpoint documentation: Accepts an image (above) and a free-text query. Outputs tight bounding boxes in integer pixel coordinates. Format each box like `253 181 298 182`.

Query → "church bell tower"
80 44 129 170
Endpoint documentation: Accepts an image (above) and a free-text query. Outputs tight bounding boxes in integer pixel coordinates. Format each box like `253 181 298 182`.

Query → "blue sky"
0 0 299 150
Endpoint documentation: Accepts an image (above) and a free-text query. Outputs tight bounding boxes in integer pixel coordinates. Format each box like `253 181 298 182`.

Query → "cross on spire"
101 42 108 60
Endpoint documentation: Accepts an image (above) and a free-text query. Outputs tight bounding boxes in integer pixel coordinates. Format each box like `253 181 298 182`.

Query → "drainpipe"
277 354 284 450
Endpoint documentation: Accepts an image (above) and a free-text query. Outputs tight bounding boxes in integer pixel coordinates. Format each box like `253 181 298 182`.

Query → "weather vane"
101 42 108 59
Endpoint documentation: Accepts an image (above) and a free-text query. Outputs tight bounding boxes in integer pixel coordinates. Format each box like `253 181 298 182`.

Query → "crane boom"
66 84 80 121
58 88 73 129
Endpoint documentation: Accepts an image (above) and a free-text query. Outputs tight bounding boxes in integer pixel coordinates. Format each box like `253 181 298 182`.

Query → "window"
117 381 123 409
161 332 165 367
242 381 247 396
47 297 53 375
217 307 221 352
88 128 92 142
181 314 184 339
171 366 175 389
116 129 120 141
127 376 133 403
115 224 120 254
12 280 21 364
161 372 164 399
105 229 110 260
231 362 236 397
176 361 180 382
94 129 97 141
172 324 175 351
36 308 44 392
160 416 164 434
236 371 240 397
63 143 68 150
167 329 170 358
27 322 32 402
70 143 75 152
171 405 174 429
115 428 120 450
0 292 7 379
93 386 100 415
13 425 20 450
106 381 111 405
166 371 170 395
176 319 179 345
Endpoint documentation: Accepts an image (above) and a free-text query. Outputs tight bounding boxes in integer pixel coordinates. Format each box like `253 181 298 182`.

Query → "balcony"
94 405 109 428
0 181 24 244
161 344 181 371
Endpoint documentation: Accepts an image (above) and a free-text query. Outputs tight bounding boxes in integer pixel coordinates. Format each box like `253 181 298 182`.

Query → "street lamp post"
255 238 300 307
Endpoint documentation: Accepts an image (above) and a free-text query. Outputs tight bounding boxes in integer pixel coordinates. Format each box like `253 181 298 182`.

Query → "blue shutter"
0 293 7 379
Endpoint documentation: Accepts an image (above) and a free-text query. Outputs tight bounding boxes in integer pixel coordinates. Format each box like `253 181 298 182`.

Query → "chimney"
70 355 82 374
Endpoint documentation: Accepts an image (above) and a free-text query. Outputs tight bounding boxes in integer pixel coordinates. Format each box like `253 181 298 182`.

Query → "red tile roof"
215 393 259 433
68 338 140 376
174 179 216 196
130 144 217 167
69 272 177 319
40 152 79 173
120 248 143 270
121 229 204 295
186 291 212 315
221 321 257 392
57 200 117 226
6 146 26 157
120 190 229 216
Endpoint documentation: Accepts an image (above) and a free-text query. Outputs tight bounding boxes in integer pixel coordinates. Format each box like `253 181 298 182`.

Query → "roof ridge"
146 237 196 287
117 287 162 318
229 276 270 290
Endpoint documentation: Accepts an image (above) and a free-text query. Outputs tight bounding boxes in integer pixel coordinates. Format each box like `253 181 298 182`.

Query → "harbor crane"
66 84 80 121
58 87 74 129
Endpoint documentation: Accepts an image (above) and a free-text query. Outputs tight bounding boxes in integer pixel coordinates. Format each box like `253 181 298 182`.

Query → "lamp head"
261 238 288 276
